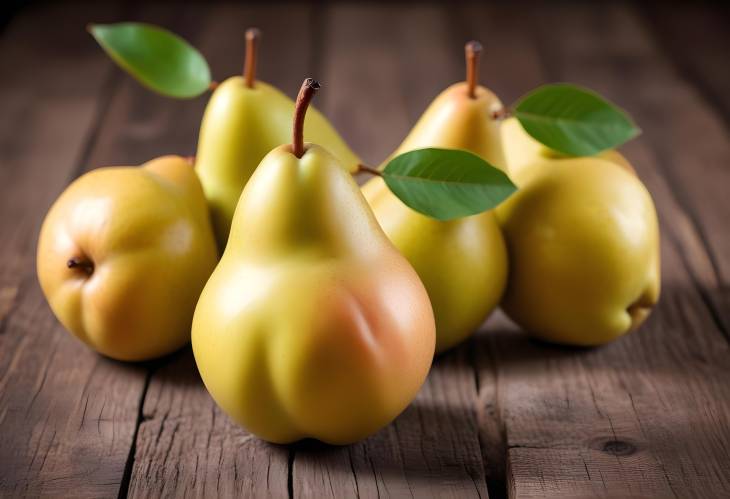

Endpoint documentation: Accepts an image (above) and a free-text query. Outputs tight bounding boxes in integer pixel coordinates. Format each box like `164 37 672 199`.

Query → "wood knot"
590 438 637 456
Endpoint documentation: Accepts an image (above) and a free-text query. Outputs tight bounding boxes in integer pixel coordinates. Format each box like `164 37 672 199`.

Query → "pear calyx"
292 78 320 158
465 40 482 99
67 257 94 276
243 27 261 88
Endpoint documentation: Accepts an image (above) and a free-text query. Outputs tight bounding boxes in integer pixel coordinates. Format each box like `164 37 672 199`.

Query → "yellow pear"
192 80 435 444
496 153 660 346
362 42 508 352
37 156 218 361
195 29 360 249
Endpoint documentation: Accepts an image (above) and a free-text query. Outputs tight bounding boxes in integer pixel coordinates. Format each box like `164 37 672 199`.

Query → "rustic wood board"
0 2 729 498
465 3 730 498
0 4 152 498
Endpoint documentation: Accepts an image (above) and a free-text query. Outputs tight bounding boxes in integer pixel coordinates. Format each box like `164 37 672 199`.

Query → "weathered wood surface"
1 2 729 498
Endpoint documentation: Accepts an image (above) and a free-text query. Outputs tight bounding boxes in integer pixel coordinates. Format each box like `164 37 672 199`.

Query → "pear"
195 29 360 249
362 41 508 353
496 152 660 346
192 79 435 445
37 156 218 361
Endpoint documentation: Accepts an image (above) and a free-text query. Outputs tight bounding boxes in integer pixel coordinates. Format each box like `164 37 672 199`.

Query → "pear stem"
292 78 320 158
465 40 482 99
355 164 383 177
67 257 94 276
243 28 261 88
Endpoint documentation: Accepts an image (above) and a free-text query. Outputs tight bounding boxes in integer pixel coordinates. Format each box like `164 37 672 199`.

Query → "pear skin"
363 43 509 353
192 143 435 444
37 156 218 361
195 76 360 249
497 157 660 346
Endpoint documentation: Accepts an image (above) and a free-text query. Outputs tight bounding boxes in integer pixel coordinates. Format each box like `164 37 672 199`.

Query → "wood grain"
636 2 730 339
461 3 730 498
0 3 151 498
1 3 729 498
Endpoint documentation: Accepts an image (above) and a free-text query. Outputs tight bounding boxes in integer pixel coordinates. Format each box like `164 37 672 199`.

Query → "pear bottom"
192 255 435 445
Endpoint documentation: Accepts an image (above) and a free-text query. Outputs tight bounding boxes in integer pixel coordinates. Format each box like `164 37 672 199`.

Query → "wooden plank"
125 4 315 498
636 3 730 337
0 3 153 498
641 4 730 127
459 3 730 498
444 7 552 497
291 4 489 498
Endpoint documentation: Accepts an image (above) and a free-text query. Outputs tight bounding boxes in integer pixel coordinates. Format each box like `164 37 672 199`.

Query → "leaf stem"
243 28 261 88
491 107 512 120
465 40 482 99
292 78 320 158
355 164 383 177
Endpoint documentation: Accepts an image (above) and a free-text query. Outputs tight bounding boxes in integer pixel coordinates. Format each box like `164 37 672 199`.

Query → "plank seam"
117 367 153 499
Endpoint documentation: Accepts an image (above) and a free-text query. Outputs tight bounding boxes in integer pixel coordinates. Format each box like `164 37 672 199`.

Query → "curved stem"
292 78 320 158
243 28 261 88
465 40 482 99
67 257 94 276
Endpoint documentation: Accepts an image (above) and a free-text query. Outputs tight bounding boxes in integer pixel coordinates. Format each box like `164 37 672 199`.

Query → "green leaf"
89 22 211 98
381 148 517 221
514 83 640 156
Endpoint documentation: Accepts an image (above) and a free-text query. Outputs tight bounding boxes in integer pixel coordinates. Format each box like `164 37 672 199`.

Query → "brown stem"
243 28 261 88
465 40 482 99
491 108 512 121
292 78 320 158
355 164 383 177
67 257 94 276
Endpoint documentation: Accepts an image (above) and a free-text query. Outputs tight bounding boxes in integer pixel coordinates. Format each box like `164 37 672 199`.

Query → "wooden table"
1 2 729 498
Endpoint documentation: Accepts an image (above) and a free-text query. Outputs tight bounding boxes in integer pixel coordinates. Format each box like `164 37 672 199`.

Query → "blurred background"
1 1 728 168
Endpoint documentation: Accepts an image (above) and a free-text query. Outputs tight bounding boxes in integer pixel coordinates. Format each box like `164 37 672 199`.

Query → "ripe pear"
192 80 435 445
496 153 660 346
362 42 508 353
37 156 218 361
195 29 360 249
